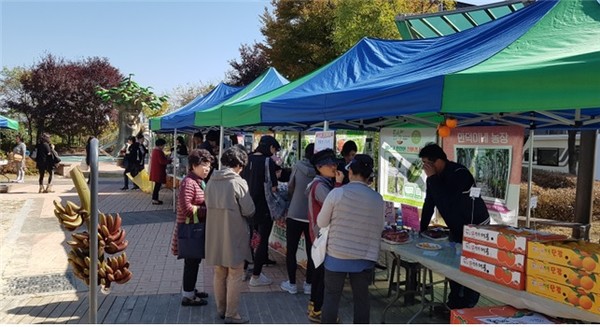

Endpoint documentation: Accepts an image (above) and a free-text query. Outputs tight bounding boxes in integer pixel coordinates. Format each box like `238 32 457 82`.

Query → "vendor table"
380 237 600 323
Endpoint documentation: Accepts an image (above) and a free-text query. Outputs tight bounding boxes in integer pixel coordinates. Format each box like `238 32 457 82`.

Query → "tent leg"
526 129 534 228
574 130 596 240
219 126 224 170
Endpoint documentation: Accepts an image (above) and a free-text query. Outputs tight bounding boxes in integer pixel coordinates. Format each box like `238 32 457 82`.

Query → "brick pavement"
0 162 490 324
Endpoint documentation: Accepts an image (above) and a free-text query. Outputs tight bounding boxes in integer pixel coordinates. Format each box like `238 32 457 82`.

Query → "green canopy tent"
0 115 19 131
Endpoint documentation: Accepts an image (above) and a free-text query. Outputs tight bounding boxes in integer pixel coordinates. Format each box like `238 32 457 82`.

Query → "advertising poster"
302 130 368 156
315 131 335 153
269 219 308 269
443 126 525 226
379 128 437 210
275 132 299 168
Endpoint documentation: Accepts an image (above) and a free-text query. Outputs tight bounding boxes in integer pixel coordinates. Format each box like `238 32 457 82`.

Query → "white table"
381 237 600 323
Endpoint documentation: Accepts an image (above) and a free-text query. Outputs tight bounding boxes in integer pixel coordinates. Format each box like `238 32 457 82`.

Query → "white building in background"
522 132 600 180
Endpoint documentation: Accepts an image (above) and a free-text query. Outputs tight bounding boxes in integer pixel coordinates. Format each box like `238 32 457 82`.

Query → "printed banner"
269 219 308 269
379 128 437 208
314 131 335 153
443 126 525 226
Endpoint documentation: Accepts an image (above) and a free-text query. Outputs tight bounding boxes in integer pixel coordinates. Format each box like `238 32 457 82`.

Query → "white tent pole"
526 128 534 228
218 126 224 170
323 120 329 131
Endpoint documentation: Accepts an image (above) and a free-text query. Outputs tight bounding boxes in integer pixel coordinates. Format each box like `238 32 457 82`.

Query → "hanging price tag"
530 196 538 209
469 187 481 198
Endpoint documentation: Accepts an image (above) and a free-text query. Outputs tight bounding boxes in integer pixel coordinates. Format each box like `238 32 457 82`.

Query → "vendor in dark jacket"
418 143 490 313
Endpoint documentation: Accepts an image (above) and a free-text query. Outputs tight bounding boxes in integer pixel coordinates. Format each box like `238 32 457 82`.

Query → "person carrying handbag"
12 135 27 183
170 149 213 306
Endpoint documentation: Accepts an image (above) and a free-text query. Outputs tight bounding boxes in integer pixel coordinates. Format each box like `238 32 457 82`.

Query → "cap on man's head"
311 148 336 167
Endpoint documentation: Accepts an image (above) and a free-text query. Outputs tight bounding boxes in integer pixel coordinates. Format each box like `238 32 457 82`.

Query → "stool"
387 257 428 305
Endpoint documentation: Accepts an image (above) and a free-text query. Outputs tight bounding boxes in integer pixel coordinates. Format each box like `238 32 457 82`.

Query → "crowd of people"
8 131 487 323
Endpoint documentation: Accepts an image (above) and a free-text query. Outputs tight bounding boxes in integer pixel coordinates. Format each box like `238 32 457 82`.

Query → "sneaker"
280 280 297 294
308 309 321 323
249 273 272 287
242 268 252 282
303 282 312 295
181 296 208 306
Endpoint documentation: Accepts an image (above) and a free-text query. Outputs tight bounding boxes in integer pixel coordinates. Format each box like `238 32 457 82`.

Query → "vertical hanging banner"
379 128 437 225
443 126 524 226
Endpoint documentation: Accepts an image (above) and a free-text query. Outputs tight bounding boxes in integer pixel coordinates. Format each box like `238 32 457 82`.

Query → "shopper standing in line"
280 143 316 295
171 149 213 306
205 145 255 324
318 154 384 324
241 135 281 287
305 148 344 323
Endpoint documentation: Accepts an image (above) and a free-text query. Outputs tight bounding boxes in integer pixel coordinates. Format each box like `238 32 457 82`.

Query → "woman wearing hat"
305 148 344 322
317 154 384 323
240 135 281 287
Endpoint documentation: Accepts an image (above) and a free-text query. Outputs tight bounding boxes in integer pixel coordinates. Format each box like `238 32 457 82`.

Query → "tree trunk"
568 130 577 175
112 106 142 156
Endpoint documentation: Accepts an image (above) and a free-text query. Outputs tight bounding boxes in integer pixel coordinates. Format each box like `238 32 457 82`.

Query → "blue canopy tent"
222 0 599 131
149 83 243 133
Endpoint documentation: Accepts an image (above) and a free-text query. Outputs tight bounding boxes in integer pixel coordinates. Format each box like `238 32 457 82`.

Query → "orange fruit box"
460 256 525 290
450 305 562 324
463 225 566 255
528 240 600 274
527 258 600 294
526 276 600 317
462 241 526 272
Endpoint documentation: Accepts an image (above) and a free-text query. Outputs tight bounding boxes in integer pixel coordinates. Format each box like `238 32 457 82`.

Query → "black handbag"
177 213 205 259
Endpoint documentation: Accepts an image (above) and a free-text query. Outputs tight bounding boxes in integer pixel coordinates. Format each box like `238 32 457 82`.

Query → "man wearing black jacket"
418 143 490 313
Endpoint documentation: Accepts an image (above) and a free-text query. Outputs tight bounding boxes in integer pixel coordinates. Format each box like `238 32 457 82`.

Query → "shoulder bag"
264 157 288 221
311 226 329 268
177 210 206 260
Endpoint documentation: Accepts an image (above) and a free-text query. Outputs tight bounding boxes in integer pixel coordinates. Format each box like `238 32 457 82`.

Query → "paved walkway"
0 162 497 324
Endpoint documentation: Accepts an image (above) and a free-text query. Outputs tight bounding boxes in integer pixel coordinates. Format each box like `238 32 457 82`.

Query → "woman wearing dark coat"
240 135 281 287
149 138 171 204
35 132 55 193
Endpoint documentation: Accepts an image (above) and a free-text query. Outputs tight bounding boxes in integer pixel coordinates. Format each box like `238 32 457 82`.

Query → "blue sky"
1 0 272 95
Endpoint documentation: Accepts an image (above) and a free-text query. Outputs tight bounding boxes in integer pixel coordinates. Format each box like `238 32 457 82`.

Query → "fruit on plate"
423 227 448 239
382 229 410 243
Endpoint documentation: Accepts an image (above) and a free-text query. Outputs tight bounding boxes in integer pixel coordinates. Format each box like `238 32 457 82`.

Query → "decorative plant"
53 166 132 291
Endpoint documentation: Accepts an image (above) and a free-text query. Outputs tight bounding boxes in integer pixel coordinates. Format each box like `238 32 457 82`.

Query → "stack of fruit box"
450 305 562 324
459 225 567 290
526 239 600 317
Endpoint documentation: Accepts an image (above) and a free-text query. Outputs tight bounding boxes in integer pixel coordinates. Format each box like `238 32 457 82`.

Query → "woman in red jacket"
171 149 213 306
149 138 171 204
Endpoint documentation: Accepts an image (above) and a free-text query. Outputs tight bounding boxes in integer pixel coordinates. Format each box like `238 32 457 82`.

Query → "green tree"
226 42 270 86
97 74 169 155
333 0 455 53
168 82 215 110
0 66 35 143
261 0 338 80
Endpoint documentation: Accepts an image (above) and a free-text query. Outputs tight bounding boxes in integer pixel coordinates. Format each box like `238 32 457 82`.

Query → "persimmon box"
527 258 600 294
460 256 525 290
526 276 600 317
528 240 600 274
450 305 561 324
463 225 566 255
462 241 526 272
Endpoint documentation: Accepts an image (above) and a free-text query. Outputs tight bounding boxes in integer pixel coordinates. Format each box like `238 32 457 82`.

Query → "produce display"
381 228 411 244
421 226 449 241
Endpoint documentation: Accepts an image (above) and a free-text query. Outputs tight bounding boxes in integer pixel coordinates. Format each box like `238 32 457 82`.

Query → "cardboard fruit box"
526 276 600 317
450 305 561 324
462 241 526 272
463 225 567 254
460 256 525 290
527 258 600 294
528 240 600 274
